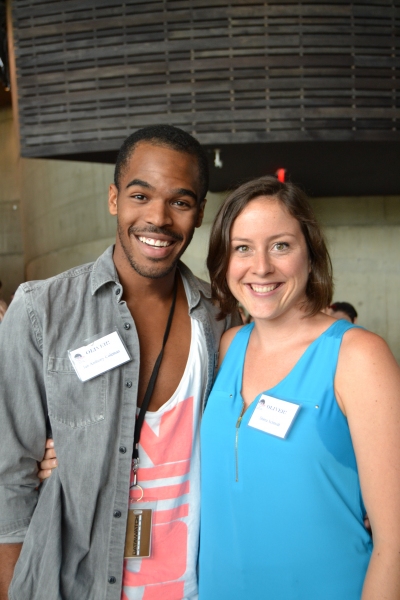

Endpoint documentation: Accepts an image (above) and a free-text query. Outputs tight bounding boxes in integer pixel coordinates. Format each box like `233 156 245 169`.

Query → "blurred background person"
328 301 358 323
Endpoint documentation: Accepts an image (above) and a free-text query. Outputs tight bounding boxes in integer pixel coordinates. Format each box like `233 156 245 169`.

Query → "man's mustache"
128 225 183 242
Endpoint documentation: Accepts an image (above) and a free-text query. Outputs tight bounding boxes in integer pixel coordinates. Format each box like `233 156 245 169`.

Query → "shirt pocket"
47 357 106 428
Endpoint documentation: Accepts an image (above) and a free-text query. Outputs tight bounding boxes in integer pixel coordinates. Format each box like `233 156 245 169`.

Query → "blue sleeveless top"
199 320 372 600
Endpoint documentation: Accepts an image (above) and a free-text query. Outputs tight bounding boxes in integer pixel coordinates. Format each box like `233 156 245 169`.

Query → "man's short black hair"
114 125 209 201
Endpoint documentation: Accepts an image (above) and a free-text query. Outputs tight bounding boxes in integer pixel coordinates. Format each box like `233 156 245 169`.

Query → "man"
0 125 238 600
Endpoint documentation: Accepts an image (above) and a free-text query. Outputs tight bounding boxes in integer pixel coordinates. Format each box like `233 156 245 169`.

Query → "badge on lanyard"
68 329 131 381
248 393 301 439
124 498 157 559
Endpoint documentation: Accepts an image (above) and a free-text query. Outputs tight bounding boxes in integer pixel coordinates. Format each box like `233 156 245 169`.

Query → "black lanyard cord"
132 275 178 483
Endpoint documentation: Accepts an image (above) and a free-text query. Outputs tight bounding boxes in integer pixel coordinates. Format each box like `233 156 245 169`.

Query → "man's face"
109 142 206 279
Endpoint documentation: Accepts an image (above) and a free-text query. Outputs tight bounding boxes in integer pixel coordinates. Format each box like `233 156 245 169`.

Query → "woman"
199 176 400 599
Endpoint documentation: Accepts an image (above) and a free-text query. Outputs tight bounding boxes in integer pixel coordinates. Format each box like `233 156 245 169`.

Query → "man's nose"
145 199 173 227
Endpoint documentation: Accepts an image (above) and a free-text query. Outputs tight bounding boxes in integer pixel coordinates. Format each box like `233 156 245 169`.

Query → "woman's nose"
252 251 273 276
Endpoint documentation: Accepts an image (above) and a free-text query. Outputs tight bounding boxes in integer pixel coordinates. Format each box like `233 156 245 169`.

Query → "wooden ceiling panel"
11 0 400 159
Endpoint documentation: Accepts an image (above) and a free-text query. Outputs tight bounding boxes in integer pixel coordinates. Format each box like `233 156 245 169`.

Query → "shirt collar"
177 260 212 311
90 245 120 295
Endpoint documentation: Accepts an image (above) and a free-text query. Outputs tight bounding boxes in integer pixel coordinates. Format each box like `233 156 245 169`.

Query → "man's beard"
117 220 194 280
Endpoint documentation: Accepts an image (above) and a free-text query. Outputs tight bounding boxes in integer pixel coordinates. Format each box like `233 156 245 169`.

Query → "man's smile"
137 236 173 248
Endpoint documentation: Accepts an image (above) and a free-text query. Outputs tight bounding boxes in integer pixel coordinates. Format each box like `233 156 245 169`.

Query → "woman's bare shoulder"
219 325 245 366
340 326 397 368
336 326 400 410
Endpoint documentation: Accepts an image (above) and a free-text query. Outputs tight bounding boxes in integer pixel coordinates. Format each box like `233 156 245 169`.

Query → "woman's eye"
274 242 289 251
236 245 250 253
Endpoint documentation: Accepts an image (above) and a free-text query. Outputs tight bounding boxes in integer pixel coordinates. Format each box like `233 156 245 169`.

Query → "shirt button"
108 576 116 584
124 323 130 330
113 510 122 518
119 446 127 454
126 381 132 388
115 288 121 296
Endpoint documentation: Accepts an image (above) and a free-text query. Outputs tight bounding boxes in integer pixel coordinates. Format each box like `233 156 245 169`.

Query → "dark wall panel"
12 0 400 160
10 1 400 194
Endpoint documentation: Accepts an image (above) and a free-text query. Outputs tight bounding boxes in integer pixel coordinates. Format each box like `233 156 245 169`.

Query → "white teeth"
251 283 279 293
138 236 172 247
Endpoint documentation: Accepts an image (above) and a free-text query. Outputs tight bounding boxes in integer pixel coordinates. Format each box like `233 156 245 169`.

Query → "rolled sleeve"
0 287 47 536
0 526 29 543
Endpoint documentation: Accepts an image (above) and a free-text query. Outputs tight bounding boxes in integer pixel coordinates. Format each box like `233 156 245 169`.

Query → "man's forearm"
0 543 22 600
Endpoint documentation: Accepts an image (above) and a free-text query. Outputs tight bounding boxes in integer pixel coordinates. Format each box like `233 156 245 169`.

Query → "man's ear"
195 198 207 228
108 184 118 216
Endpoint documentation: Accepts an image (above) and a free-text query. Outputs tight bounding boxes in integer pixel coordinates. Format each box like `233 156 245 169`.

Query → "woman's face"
226 196 310 323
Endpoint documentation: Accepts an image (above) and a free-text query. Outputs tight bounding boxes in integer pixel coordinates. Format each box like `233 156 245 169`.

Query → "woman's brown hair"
207 176 333 319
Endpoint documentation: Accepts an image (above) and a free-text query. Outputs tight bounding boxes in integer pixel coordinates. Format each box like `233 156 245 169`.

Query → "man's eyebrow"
173 188 198 202
125 178 154 190
125 180 198 202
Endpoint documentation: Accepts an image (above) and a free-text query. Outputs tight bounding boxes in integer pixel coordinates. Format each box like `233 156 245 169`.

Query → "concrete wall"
1 106 399 360
21 157 115 281
0 109 24 303
310 196 400 358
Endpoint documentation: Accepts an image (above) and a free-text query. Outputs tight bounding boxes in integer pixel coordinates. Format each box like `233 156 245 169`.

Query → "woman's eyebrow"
231 237 252 243
231 232 297 242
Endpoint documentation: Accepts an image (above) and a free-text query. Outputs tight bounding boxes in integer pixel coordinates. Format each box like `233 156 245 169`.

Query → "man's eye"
131 194 146 200
173 200 191 208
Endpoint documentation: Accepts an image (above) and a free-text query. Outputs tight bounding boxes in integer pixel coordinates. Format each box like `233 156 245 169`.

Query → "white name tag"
68 331 131 382
248 394 300 439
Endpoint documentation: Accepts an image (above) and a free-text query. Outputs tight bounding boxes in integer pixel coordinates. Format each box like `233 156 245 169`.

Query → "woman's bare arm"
0 543 22 600
336 328 400 600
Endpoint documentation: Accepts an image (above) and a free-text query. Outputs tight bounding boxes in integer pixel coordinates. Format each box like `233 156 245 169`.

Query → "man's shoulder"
20 261 95 293
20 261 95 295
18 246 115 298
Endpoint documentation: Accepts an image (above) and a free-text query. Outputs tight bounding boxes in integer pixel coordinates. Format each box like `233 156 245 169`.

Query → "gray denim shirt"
0 246 238 600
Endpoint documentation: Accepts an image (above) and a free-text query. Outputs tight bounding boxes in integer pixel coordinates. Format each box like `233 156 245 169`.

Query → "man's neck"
112 245 191 411
112 247 178 308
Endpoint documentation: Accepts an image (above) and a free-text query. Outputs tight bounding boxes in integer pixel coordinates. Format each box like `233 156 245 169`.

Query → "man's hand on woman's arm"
38 438 57 481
